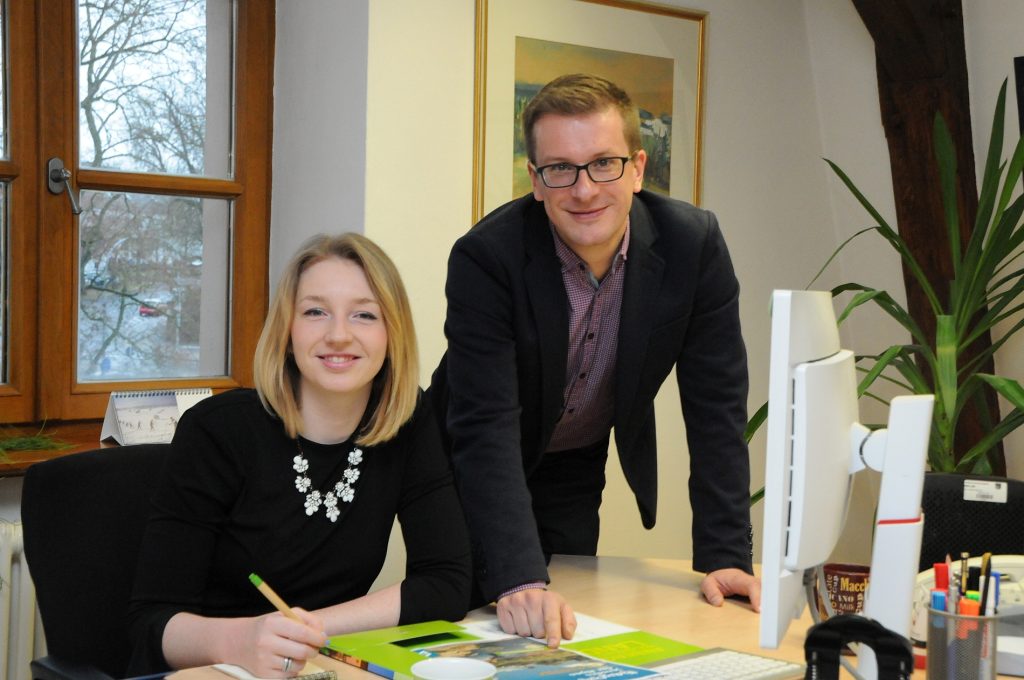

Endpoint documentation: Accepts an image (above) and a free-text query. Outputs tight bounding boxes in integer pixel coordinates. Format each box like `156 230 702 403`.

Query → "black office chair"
22 444 170 680
918 472 1024 572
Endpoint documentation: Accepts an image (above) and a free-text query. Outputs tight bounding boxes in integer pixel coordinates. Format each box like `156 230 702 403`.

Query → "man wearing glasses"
431 73 758 647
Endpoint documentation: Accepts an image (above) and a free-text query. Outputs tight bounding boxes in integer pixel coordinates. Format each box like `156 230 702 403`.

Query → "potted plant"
0 427 64 461
750 79 1024 501
823 79 1024 475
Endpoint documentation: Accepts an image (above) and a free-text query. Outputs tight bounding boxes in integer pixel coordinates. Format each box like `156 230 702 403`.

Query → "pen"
968 565 981 592
957 597 980 641
249 573 330 674
978 554 995 680
928 589 950 677
249 572 304 622
948 572 960 613
979 553 993 616
932 562 950 618
952 598 982 678
946 554 956 612
988 572 1001 615
934 562 949 591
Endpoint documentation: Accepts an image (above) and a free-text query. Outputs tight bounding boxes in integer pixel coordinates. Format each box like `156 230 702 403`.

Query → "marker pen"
968 565 981 592
934 562 949 591
928 590 948 678
985 572 1001 615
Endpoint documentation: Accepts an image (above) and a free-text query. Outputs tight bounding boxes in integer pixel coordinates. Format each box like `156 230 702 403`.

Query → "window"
0 0 273 422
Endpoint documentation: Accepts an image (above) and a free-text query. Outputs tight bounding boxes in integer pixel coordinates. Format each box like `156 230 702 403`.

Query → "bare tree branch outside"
77 0 232 381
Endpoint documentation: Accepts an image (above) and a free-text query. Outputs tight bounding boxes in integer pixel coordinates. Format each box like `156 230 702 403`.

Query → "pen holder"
927 607 998 680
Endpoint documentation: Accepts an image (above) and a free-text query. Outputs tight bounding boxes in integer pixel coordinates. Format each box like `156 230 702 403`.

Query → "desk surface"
170 555 955 679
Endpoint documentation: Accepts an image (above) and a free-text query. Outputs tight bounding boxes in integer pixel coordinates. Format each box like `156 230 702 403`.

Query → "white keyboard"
655 647 805 679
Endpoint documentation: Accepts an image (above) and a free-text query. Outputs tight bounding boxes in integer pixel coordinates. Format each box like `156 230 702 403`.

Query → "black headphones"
803 613 913 679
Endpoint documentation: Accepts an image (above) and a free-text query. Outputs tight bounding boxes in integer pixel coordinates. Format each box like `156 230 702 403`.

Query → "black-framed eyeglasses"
532 154 636 189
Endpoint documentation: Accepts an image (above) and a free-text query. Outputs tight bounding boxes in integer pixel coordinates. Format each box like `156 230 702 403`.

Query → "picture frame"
472 0 707 222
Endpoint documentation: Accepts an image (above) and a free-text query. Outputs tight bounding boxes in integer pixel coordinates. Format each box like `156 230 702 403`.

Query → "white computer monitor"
758 290 934 679
759 290 857 647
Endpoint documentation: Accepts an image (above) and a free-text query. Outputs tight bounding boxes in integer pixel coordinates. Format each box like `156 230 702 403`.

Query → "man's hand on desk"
496 587 577 649
700 568 761 612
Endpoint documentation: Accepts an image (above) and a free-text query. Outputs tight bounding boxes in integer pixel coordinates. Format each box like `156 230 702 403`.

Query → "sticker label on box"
963 479 1008 503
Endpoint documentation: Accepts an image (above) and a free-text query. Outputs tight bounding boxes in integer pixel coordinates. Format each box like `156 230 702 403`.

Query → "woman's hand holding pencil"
247 573 329 678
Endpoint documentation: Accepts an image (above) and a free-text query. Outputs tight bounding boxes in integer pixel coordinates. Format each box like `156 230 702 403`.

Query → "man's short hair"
522 73 642 164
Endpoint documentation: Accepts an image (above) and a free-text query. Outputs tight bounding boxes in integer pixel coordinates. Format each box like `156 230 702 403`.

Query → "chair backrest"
918 472 1024 572
22 444 170 679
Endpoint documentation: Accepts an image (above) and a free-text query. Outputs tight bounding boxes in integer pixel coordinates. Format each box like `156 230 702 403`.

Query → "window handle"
46 157 82 215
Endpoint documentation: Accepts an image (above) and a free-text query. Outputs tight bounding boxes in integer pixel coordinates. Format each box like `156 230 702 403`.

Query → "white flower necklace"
292 438 363 523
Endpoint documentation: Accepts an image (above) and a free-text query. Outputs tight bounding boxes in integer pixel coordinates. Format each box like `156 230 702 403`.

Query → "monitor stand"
835 395 934 679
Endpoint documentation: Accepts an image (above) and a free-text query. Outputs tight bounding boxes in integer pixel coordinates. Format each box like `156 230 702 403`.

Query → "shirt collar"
550 218 631 276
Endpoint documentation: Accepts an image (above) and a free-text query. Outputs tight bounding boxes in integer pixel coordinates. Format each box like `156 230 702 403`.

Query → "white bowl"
411 657 497 679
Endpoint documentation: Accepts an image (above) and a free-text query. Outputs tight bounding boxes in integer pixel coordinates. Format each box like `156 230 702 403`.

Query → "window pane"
0 0 6 159
78 0 233 178
77 190 231 381
0 184 6 384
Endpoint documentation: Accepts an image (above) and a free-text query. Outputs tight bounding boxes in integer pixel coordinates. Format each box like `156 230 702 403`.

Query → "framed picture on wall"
472 0 707 222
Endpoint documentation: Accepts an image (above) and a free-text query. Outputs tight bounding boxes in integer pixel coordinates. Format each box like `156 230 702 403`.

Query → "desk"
170 555 983 679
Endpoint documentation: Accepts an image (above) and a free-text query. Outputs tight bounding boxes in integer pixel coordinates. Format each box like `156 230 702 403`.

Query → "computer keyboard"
654 647 805 679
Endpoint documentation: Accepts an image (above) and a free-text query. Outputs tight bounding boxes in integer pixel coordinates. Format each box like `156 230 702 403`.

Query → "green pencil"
249 572 303 623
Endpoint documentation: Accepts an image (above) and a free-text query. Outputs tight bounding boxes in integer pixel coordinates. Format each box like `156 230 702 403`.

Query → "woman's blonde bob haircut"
253 232 419 446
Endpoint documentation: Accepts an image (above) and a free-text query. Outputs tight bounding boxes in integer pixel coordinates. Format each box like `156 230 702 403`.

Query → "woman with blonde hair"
129 233 471 677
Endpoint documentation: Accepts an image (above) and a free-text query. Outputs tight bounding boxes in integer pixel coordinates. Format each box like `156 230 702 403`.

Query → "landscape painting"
513 37 674 197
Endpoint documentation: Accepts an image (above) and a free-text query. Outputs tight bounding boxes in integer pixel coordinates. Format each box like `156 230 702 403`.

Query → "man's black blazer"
430 189 752 602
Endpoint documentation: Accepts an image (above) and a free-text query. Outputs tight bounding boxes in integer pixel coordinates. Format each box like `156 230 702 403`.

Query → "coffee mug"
815 562 870 619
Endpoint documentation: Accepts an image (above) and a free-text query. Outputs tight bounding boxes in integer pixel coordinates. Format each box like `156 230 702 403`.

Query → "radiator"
0 522 45 680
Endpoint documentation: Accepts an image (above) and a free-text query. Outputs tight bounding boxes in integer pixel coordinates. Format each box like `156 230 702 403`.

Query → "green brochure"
322 617 705 679
322 620 482 679
564 629 703 666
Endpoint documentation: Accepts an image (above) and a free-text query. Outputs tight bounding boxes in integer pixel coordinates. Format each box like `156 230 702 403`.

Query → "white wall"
363 2 476 361
270 0 1024 572
270 0 370 288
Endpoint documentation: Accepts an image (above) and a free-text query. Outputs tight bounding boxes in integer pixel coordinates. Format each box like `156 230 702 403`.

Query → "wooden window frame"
0 0 41 423
1 0 274 423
